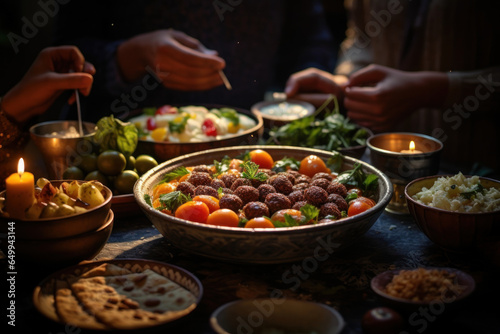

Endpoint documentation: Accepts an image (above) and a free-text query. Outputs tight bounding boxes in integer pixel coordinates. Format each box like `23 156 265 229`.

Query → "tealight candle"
400 141 423 154
5 158 35 219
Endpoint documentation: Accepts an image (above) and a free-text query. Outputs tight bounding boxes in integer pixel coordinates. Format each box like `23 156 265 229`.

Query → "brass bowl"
133 105 263 163
251 99 315 129
0 180 112 239
134 145 393 264
29 120 96 179
0 210 113 266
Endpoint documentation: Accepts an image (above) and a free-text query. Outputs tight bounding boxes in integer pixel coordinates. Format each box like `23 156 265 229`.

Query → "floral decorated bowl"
134 146 392 264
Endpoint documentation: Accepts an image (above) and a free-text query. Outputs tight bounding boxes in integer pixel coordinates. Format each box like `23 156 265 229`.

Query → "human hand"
285 67 347 99
344 64 448 132
1 46 95 123
117 29 225 91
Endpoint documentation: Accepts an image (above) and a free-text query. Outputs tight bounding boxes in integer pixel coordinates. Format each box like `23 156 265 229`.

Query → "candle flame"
409 141 416 152
17 158 25 177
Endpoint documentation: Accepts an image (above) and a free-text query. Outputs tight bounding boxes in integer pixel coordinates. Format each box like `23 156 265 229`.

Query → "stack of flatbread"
43 263 197 330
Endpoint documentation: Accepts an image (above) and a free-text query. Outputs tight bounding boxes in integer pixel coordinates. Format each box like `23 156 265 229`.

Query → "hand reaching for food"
116 29 226 91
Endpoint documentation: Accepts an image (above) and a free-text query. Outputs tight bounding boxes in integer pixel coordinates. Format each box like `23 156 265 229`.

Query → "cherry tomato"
356 196 376 208
229 159 244 171
202 119 217 136
193 195 220 213
347 187 363 197
206 209 240 227
175 201 210 223
347 199 372 216
156 105 176 115
244 217 275 228
249 149 274 169
152 181 178 202
361 307 405 334
271 209 303 225
146 117 157 130
298 155 331 178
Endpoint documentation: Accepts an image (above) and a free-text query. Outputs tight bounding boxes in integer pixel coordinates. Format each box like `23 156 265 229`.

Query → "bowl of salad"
129 104 263 163
134 145 392 264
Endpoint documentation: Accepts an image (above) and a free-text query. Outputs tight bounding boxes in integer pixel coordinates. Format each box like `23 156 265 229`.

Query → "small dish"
371 267 475 313
210 298 344 334
33 258 203 330
251 99 315 129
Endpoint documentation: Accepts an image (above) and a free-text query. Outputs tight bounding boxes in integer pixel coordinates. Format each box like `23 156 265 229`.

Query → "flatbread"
54 265 197 330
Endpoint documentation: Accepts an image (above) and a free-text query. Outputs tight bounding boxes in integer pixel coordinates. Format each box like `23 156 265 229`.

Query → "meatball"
176 181 195 197
220 187 233 195
327 193 348 212
292 183 310 192
242 201 269 220
219 194 243 213
220 173 238 188
277 172 296 185
250 178 266 188
310 178 330 191
295 175 312 185
319 202 341 219
230 178 252 191
194 185 218 198
288 190 305 206
268 175 293 195
192 165 212 175
257 184 276 202
258 169 276 177
187 172 212 187
311 172 334 182
304 186 328 206
210 179 226 191
265 192 291 214
234 185 260 205
327 182 348 197
292 200 308 211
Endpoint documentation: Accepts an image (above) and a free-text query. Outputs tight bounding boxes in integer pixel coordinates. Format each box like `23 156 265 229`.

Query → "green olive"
126 155 136 170
63 166 85 180
84 170 110 187
97 150 126 176
135 155 158 175
77 153 98 174
114 170 139 194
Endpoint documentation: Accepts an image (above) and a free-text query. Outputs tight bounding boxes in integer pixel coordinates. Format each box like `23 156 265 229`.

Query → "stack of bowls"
0 180 113 266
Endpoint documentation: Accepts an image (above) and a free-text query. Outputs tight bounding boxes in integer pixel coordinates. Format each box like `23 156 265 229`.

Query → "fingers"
156 70 223 91
285 68 341 97
346 64 388 88
46 72 94 96
344 86 380 103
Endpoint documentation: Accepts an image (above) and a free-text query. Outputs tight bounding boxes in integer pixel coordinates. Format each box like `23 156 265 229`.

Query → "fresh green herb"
157 191 191 213
213 156 232 177
160 167 190 183
94 115 138 157
326 153 344 173
345 192 358 203
460 183 484 199
300 204 320 224
144 194 152 207
168 114 190 133
266 95 369 151
272 157 300 173
336 163 378 192
241 161 268 182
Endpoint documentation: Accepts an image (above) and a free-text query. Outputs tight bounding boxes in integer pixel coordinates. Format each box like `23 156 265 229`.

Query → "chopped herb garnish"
300 204 320 224
168 114 190 133
460 183 484 199
144 194 152 207
213 156 232 177
336 163 378 192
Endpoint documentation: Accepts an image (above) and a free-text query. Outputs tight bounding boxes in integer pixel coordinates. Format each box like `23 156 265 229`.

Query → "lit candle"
400 140 423 154
5 158 35 219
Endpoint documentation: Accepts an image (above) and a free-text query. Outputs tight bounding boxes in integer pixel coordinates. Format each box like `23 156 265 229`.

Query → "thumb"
346 65 386 88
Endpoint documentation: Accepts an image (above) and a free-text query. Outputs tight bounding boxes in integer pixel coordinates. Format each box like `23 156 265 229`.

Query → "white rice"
412 172 500 213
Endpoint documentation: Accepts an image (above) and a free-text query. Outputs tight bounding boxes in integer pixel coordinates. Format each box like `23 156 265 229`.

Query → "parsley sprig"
156 191 191 213
241 161 268 182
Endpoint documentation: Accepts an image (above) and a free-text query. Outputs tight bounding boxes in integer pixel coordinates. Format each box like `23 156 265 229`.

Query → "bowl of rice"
405 173 500 253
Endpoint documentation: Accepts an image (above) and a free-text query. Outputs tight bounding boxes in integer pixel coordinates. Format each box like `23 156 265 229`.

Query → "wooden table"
2 205 499 334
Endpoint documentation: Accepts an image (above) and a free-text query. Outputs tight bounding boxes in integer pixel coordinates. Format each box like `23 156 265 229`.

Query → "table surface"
2 204 500 334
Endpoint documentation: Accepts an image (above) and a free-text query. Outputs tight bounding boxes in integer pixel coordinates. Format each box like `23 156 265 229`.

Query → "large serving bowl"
405 175 500 254
30 120 96 179
0 180 112 239
134 146 393 264
0 210 113 266
133 105 263 163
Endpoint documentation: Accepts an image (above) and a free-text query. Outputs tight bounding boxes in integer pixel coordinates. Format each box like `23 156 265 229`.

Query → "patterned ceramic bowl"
134 146 393 264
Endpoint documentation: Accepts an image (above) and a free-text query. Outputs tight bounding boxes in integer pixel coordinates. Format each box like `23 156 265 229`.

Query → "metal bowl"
251 99 315 128
29 120 96 179
133 105 264 163
0 180 112 239
134 145 393 264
